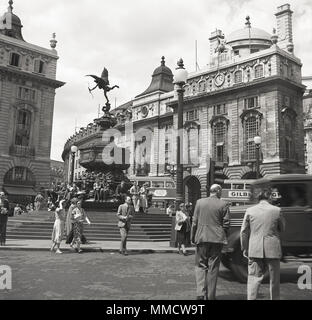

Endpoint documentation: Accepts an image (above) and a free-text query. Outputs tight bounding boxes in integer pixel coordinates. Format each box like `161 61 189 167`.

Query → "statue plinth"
94 103 117 130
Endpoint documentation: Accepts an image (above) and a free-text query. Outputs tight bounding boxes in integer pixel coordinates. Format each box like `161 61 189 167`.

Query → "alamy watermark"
297 265 312 290
0 265 12 290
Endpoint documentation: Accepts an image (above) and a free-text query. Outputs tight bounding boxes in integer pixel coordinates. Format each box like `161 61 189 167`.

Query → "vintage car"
222 174 312 282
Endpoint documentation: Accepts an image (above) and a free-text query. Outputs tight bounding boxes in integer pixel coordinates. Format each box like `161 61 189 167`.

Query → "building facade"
0 1 64 199
63 4 305 204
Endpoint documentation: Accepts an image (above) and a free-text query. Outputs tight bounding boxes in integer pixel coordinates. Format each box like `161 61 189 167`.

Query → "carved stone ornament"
214 72 225 87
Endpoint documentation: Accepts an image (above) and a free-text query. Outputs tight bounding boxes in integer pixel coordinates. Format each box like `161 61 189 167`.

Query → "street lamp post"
254 135 261 179
70 145 78 185
173 58 188 210
170 59 188 248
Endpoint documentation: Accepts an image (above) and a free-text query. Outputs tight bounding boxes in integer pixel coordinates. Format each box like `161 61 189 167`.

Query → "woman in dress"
139 183 149 214
70 199 89 253
130 181 140 213
65 197 78 244
175 203 191 255
51 200 66 254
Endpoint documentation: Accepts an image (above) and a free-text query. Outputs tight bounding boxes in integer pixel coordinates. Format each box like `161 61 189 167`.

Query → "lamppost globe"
173 58 188 85
254 135 261 146
71 145 78 153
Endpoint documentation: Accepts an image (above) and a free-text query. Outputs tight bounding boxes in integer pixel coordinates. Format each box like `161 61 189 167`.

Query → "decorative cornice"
0 65 65 88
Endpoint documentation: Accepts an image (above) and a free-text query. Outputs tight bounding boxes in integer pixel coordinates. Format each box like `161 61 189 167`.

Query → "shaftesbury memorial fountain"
75 68 130 209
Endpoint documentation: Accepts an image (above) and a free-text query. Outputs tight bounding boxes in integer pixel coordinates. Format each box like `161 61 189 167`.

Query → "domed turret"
136 56 174 98
226 16 272 55
0 1 25 41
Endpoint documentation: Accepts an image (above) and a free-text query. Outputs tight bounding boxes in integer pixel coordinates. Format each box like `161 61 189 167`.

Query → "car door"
272 182 312 245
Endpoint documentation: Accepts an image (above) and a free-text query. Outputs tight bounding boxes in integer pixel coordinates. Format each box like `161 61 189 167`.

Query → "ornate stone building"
0 1 64 200
63 4 305 204
303 76 312 173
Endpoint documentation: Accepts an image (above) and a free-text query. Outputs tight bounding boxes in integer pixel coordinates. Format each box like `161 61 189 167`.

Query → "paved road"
0 251 311 300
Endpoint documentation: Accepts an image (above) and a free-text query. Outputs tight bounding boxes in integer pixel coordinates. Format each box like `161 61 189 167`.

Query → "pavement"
0 239 195 253
0 250 311 300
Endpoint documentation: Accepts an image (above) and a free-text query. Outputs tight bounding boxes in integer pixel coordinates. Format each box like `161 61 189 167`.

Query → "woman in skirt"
175 203 191 256
51 200 66 254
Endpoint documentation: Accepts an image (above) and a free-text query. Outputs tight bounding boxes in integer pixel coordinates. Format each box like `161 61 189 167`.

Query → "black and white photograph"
0 0 312 306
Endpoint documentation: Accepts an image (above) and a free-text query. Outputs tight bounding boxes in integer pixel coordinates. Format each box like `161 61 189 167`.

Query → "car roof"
250 174 312 186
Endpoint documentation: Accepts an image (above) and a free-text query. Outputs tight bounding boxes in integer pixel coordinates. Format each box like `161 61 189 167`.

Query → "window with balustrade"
15 109 32 147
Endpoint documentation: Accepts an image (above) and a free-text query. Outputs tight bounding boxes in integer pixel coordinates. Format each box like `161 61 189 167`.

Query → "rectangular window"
10 53 20 67
244 96 258 109
34 60 45 74
186 109 199 121
213 104 227 115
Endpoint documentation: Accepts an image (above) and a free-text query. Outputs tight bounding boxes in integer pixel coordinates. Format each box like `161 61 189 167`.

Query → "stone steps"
6 210 173 242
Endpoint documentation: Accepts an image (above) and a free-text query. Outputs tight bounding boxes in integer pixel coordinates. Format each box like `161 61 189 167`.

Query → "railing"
9 145 35 157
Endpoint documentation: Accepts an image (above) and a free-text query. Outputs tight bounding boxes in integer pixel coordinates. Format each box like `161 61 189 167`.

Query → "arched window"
34 59 46 74
10 52 20 67
244 116 260 160
198 80 206 92
234 70 243 84
15 109 32 147
255 64 264 78
4 167 35 186
213 122 227 162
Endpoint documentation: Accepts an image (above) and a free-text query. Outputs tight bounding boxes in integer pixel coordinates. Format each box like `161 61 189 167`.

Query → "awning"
4 186 37 196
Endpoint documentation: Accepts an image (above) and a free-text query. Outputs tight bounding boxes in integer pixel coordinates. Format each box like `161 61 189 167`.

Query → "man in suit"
240 188 285 300
117 196 134 255
191 184 230 300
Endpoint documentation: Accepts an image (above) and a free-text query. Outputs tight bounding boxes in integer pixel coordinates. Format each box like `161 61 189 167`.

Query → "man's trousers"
195 242 223 300
247 257 280 300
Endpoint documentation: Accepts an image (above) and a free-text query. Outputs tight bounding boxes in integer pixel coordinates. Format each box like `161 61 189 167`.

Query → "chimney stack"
275 3 294 54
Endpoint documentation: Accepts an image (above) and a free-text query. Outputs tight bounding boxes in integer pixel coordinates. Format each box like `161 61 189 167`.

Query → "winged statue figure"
86 68 119 104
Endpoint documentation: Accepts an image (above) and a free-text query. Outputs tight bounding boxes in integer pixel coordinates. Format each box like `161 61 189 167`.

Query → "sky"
1 0 311 161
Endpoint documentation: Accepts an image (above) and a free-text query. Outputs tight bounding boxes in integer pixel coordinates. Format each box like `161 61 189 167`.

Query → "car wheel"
221 253 231 270
229 247 248 283
229 245 269 283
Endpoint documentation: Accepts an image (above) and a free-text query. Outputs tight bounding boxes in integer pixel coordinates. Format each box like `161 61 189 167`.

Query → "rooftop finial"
245 15 251 28
161 56 165 66
8 0 13 12
50 33 57 49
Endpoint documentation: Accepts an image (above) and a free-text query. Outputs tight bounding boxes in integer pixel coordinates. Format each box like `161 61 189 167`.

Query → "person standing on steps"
117 196 134 255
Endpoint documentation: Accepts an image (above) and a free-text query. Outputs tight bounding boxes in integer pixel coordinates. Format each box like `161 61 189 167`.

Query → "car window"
152 181 165 188
271 183 308 207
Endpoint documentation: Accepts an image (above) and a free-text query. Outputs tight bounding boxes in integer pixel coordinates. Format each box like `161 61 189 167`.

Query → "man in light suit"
191 184 230 300
240 188 285 300
117 196 134 255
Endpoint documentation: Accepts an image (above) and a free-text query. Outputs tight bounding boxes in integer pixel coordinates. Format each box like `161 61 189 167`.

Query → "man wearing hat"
0 192 10 246
191 184 230 300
